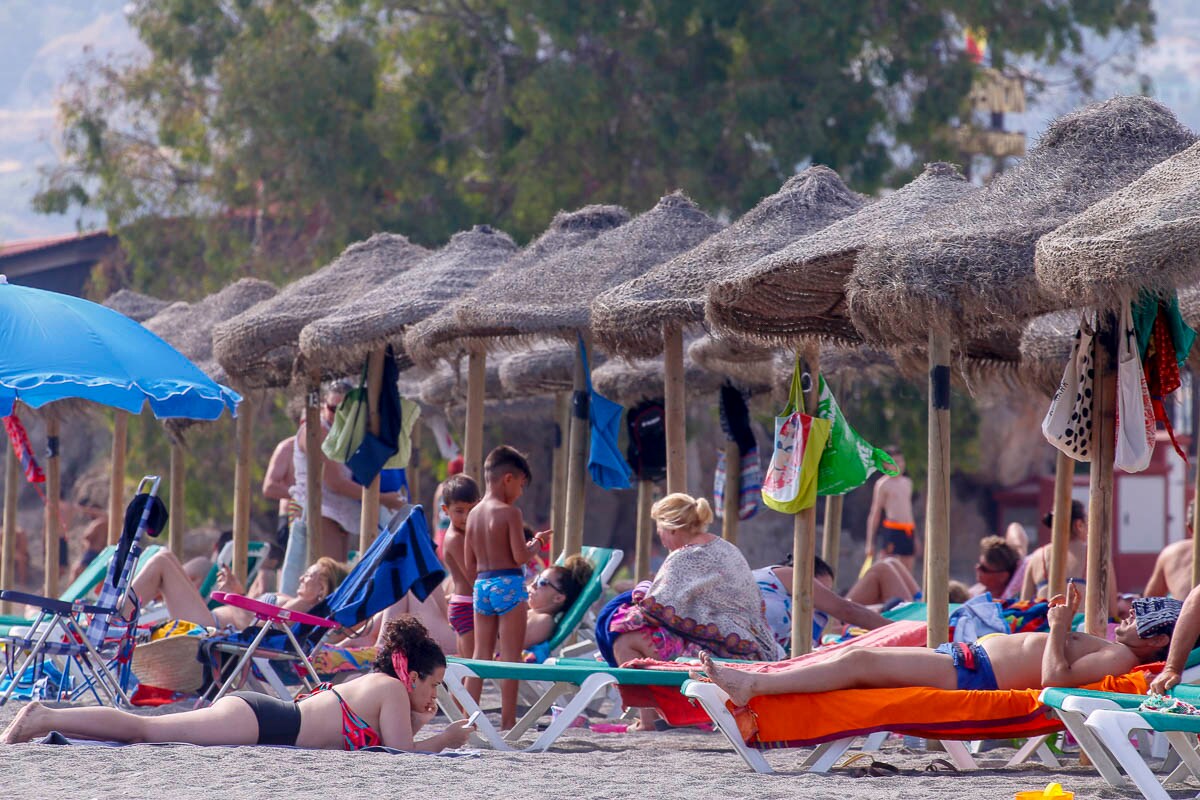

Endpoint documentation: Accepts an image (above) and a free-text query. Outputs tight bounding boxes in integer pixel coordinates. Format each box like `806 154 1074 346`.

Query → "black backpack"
625 398 667 482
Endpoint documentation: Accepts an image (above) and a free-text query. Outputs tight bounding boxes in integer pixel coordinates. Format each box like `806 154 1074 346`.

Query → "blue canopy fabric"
0 278 240 419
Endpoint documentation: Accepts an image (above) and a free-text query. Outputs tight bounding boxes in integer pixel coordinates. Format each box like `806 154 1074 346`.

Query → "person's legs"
1 697 257 745
129 551 216 626
279 516 308 595
612 631 664 729
468 612 499 703
496 602 528 730
320 517 348 561
697 646 958 706
845 559 916 606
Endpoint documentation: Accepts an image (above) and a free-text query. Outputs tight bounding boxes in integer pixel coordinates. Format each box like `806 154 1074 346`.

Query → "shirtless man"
1021 499 1119 618
1144 501 1194 599
463 445 550 729
864 452 918 574
697 584 1174 706
262 428 298 550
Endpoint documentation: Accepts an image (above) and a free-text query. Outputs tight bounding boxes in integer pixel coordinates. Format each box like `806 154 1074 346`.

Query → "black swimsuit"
231 691 302 746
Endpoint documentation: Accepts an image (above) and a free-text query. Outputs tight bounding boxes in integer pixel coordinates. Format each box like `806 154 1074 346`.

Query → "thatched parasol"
685 335 784 390
102 289 171 322
592 166 862 358
848 97 1195 347
591 354 727 406
406 205 631 368
417 362 506 409
213 233 430 390
1017 311 1080 398
1036 138 1200 307
299 225 518 376
447 192 722 351
497 342 581 396
708 163 976 347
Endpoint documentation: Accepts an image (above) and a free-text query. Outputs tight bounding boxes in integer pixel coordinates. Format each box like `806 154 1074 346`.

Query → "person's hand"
441 718 474 748
215 565 246 595
1150 666 1181 695
527 529 552 550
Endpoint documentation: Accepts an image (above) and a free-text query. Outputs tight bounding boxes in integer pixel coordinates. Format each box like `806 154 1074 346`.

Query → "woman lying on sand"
1 616 473 752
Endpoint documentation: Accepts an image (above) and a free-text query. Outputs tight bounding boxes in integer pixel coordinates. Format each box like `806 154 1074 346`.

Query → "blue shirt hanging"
579 336 632 490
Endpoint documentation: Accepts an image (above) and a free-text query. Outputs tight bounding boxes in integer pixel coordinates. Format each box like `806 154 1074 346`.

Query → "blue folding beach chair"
0 476 166 707
198 504 445 703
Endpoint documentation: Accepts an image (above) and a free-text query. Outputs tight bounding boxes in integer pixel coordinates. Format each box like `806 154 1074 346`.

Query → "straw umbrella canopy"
1036 138 1200 308
846 96 1195 643
592 166 863 358
406 205 631 368
143 278 278 565
418 362 507 409
708 163 977 348
848 98 1195 347
102 289 171 322
298 225 518 376
1017 312 1079 398
685 335 784 391
497 342 581 396
213 233 430 391
591 352 729 405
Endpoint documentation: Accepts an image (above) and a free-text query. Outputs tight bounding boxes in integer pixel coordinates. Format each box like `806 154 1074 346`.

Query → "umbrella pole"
464 351 486 482
550 391 570 559
635 479 654 580
721 439 739 543
2 442 17 614
409 427 422 509
564 338 590 558
926 332 952 649
232 397 254 586
790 346 820 658
1192 426 1200 589
359 347 386 555
1049 449 1073 598
107 411 128 546
822 495 844 573
169 441 186 560
305 372 324 568
43 416 60 597
1086 315 1117 636
663 323 687 495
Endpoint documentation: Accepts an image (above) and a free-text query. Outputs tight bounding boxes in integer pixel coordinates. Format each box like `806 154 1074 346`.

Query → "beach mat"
35 731 480 757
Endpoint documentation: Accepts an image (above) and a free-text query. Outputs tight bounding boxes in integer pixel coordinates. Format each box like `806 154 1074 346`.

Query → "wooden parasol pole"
721 439 740 543
464 351 487 482
2 441 17 615
1085 315 1117 636
358 347 386 555
563 337 591 558
230 396 254 585
635 480 655 580
304 371 324 568
1192 427 1200 589
1048 449 1074 598
408 425 422 510
822 495 844 574
169 441 186 560
663 323 687 494
925 332 952 648
107 411 128 545
43 416 61 597
789 346 820 657
550 391 570 558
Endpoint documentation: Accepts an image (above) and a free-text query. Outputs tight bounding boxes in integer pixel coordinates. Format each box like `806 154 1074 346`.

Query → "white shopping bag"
1114 300 1155 473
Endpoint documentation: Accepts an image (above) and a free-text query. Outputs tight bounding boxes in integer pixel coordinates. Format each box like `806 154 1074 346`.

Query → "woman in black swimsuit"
1 617 474 752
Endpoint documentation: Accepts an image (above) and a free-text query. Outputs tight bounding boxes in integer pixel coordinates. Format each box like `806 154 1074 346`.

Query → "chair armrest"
210 591 338 627
0 590 110 617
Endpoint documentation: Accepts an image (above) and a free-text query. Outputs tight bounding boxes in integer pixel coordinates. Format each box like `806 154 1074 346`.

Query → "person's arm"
1150 582 1200 693
524 611 557 648
379 490 407 511
865 479 884 556
262 440 294 501
463 528 478 577
1107 557 1120 620
377 682 417 750
1040 584 1132 686
321 454 365 500
814 581 890 630
1020 548 1040 602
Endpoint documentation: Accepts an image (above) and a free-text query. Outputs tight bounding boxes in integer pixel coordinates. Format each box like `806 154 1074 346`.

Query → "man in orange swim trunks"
864 450 919 575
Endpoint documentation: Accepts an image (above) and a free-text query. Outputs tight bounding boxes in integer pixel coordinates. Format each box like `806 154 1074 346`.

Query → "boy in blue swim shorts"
464 445 551 730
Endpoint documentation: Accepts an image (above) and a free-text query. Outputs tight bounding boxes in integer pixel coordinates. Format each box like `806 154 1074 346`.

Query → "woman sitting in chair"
524 555 594 658
130 549 348 630
1 616 474 752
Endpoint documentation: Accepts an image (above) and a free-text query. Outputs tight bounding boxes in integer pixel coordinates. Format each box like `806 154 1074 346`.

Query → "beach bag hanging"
761 357 830 514
814 376 897 496
625 398 667 482
1041 311 1096 462
579 336 632 490
714 446 762 521
1115 300 1155 473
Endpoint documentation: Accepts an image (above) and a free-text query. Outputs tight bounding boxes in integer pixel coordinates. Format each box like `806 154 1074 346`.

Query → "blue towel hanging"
579 336 632 490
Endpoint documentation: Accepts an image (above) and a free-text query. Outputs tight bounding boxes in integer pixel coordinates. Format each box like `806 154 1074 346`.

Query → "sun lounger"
1082 698 1200 800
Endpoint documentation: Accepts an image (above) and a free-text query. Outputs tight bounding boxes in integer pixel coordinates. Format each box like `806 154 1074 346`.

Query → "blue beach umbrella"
0 276 241 419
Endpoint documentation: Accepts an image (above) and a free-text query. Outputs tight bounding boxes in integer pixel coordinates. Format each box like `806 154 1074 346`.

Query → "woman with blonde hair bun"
598 493 781 722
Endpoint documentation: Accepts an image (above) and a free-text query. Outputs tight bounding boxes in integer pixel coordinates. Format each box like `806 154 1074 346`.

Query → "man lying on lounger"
697 585 1181 707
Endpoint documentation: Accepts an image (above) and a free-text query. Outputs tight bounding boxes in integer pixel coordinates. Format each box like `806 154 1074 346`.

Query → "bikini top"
301 683 381 750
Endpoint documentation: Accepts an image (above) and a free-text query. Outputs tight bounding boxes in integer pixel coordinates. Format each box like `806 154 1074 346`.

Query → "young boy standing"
464 446 550 730
439 474 482 660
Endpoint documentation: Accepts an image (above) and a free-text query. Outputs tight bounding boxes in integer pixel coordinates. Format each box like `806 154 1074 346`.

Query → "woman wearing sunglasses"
524 555 594 653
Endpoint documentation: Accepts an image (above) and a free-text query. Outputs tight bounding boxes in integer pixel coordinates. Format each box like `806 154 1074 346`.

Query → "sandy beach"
0 694 1177 800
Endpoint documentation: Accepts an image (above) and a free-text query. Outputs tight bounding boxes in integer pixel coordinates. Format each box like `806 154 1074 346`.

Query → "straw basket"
130 634 206 693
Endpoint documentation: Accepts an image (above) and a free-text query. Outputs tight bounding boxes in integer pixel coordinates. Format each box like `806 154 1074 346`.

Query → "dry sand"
0 696 1178 799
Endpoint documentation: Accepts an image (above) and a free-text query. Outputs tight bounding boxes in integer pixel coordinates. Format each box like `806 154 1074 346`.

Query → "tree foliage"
36 0 1153 298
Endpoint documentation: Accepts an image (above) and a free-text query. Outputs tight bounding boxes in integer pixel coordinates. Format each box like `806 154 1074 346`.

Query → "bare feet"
691 651 757 707
1 701 47 744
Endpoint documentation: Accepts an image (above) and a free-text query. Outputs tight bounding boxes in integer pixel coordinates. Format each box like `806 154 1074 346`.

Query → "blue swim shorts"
473 569 529 616
934 641 999 691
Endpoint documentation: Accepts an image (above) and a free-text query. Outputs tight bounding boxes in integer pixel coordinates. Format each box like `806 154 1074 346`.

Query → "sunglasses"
974 561 1008 575
534 576 565 594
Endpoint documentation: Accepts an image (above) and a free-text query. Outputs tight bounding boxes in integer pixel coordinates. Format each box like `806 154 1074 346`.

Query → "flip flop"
924 757 959 773
837 752 900 778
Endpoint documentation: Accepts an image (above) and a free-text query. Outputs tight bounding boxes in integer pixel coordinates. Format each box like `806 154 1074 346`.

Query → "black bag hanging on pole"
625 398 667 482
